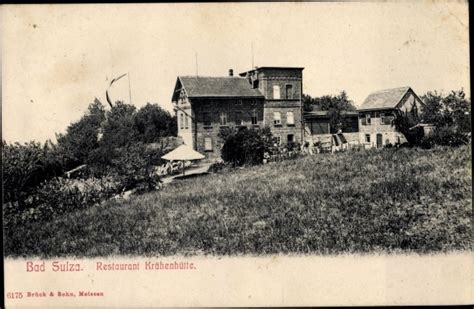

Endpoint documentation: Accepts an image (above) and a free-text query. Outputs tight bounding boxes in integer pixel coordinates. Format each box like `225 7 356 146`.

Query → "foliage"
108 143 162 193
2 140 65 205
134 103 177 142
3 176 119 241
421 89 471 132
56 99 106 168
421 125 470 148
208 160 232 173
392 109 424 146
100 101 138 150
220 127 273 166
395 89 471 147
303 91 357 133
4 145 471 257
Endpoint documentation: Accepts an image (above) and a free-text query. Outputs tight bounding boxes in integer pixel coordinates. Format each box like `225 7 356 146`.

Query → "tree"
56 99 106 168
108 142 161 193
303 91 357 133
220 127 273 166
100 101 138 150
420 89 471 132
392 109 424 146
134 103 177 143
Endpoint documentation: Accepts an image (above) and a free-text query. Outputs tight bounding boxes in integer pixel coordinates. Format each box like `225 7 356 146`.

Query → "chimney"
228 69 234 77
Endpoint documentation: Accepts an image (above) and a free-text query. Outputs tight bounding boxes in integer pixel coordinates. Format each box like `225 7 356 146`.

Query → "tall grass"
4 145 471 257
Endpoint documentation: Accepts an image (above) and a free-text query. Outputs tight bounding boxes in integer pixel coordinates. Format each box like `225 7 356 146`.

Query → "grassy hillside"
5 145 472 257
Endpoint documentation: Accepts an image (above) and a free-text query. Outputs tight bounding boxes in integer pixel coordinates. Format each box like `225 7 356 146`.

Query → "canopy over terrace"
161 145 205 175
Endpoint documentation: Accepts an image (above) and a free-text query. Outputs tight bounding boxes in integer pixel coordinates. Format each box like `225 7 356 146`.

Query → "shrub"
423 126 470 147
209 160 232 173
2 141 65 206
108 143 162 193
220 127 273 166
3 176 119 236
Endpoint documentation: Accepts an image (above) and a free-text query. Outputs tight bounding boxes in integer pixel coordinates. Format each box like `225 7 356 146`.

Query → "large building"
171 67 304 161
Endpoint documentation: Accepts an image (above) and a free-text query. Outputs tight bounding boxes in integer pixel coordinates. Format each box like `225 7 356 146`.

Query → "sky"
2 2 470 143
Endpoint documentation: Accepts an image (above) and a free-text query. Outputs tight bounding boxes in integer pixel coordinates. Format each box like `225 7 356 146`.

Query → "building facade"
171 67 304 161
358 87 424 148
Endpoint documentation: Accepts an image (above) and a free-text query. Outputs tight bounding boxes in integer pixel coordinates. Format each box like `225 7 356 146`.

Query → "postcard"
2 2 471 307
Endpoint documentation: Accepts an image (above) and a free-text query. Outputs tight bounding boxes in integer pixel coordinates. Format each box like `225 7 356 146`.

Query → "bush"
423 126 470 147
209 160 232 173
3 176 119 236
220 127 273 166
2 141 65 206
108 143 162 193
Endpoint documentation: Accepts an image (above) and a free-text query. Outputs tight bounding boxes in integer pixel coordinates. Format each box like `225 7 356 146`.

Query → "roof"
239 66 304 76
161 145 205 161
358 86 412 111
304 110 358 118
173 76 264 101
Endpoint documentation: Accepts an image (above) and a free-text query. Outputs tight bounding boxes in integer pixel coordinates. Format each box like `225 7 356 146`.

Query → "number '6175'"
7 292 23 299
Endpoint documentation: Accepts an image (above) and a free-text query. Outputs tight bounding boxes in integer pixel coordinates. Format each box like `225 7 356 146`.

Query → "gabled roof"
172 76 264 101
358 86 419 111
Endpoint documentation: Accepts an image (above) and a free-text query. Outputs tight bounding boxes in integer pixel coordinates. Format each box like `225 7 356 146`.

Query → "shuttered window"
273 85 281 99
286 111 295 125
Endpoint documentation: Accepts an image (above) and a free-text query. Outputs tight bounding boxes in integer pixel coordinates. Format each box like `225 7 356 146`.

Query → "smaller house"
358 86 424 148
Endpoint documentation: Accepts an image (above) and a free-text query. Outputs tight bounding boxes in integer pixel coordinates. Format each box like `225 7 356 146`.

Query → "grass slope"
5 146 472 257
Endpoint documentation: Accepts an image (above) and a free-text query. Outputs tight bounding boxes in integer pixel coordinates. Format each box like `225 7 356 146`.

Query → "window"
365 113 371 125
220 112 228 126
380 112 393 125
273 112 281 125
285 84 293 99
235 111 243 126
286 111 295 125
253 80 259 89
251 110 258 125
287 134 294 144
179 90 186 105
203 112 212 128
204 137 213 151
365 134 371 144
274 136 281 145
273 85 281 99
184 114 189 129
180 113 184 129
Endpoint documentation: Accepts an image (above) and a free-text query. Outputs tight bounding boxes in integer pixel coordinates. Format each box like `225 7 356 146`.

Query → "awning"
161 145 205 161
